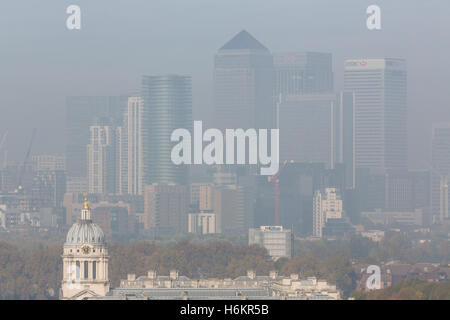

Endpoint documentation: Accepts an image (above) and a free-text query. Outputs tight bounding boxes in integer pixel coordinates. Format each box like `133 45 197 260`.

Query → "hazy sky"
0 0 449 169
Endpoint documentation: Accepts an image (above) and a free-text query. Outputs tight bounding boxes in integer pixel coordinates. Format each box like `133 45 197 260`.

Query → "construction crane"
16 128 37 193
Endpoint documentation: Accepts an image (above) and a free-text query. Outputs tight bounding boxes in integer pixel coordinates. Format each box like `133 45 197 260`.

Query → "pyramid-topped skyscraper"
214 30 274 130
219 30 269 51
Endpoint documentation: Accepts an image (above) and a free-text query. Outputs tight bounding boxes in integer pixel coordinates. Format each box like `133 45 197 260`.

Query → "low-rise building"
188 212 216 234
362 208 424 226
360 230 385 242
86 270 340 300
249 226 293 260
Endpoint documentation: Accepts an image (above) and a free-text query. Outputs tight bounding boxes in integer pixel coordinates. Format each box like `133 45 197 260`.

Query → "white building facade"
121 96 146 195
248 226 293 260
87 125 120 194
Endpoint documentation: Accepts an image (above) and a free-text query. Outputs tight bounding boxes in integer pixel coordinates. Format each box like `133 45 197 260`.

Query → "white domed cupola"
64 193 105 247
61 193 110 300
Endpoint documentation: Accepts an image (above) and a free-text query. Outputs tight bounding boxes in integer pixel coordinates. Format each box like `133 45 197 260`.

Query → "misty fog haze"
0 0 449 170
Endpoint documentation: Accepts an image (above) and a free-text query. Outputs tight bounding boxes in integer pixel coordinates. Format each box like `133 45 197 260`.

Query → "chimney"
269 270 278 279
170 269 179 280
147 270 157 280
247 270 256 280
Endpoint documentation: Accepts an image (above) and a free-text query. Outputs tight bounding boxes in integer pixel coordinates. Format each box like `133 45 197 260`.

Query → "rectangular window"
84 261 89 279
92 261 96 280
76 261 80 280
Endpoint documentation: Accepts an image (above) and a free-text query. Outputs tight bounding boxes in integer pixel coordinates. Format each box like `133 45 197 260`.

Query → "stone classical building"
61 195 110 299
60 198 339 300
86 270 340 300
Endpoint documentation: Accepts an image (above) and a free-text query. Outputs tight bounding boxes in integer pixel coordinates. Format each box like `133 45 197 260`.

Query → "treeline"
0 240 276 299
0 239 357 299
1 233 449 300
109 241 356 295
108 240 274 286
0 242 62 299
351 279 450 300
294 232 450 265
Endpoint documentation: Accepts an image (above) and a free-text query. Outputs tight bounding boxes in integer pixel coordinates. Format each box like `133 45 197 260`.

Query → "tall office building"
344 59 407 172
120 97 146 195
66 96 128 178
143 184 188 234
31 170 66 208
274 52 333 96
255 162 346 236
142 75 192 185
277 92 354 182
313 188 343 238
214 30 274 130
277 94 337 169
87 125 121 194
32 154 66 172
336 92 355 189
431 123 450 222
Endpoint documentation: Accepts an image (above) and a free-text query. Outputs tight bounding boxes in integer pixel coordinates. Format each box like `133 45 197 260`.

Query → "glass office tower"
141 75 192 185
344 58 407 172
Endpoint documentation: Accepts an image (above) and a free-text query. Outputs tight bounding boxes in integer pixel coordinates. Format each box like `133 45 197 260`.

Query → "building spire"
81 192 91 220
82 192 89 210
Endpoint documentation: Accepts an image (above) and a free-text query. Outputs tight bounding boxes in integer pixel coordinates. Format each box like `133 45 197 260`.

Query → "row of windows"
75 261 97 280
69 248 102 253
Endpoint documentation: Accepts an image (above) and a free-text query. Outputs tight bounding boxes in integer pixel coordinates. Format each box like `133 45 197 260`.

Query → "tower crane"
16 128 37 193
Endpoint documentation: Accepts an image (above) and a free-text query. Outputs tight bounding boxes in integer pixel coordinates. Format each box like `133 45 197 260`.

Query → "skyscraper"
87 125 121 194
277 94 337 169
313 188 343 238
121 97 146 195
344 58 407 173
274 52 333 96
66 96 128 178
336 92 355 189
142 75 192 185
143 184 188 234
214 30 274 130
276 92 354 183
431 123 450 222
32 154 66 172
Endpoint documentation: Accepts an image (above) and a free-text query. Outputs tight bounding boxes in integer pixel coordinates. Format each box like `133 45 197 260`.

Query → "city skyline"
0 1 449 303
0 29 446 230
0 1 449 172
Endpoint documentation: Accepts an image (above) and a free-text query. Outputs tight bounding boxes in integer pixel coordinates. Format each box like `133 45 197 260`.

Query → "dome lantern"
64 192 105 247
